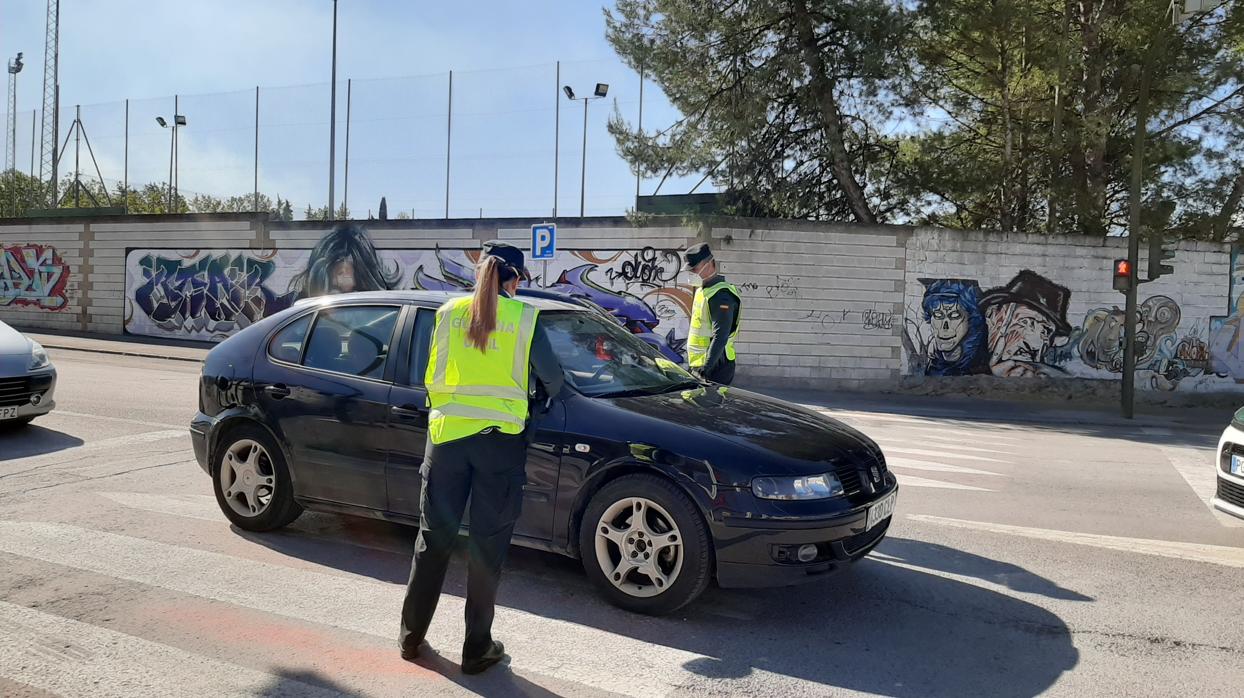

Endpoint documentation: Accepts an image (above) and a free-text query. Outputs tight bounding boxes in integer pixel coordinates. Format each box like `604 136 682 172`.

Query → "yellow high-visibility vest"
425 295 538 444
687 281 741 368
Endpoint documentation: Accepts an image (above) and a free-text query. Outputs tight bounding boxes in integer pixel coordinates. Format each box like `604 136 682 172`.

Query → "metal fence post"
254 86 259 213
445 70 452 219
123 98 128 210
344 78 351 217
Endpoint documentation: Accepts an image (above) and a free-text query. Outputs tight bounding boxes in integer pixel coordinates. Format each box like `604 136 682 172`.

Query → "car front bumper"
1214 424 1244 521
709 480 898 588
1 368 57 420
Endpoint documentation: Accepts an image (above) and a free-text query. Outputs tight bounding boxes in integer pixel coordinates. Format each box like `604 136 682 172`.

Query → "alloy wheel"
594 497 684 598
220 439 276 518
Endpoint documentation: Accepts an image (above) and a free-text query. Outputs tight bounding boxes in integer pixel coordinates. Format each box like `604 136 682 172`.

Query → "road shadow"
877 537 1094 602
771 388 1227 450
255 667 370 697
0 424 84 461
237 516 1079 697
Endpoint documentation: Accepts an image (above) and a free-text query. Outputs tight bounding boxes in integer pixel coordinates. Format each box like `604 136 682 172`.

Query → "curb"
41 343 205 364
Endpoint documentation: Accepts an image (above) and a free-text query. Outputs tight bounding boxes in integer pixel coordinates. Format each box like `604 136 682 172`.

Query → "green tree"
303 202 351 221
0 171 51 217
605 0 910 222
891 0 1243 236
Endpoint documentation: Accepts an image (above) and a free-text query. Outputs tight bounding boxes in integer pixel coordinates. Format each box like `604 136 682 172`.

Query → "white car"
1214 415 1244 520
0 320 57 428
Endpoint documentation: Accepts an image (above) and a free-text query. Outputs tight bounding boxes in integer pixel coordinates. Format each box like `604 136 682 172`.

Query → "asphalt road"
1 347 1242 697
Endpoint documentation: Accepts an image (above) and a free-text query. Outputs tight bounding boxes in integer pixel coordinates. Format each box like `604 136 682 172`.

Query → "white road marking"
0 521 730 698
895 474 994 491
1157 445 1244 529
884 457 1005 477
900 430 1025 445
0 600 343 698
908 514 1244 568
99 492 224 522
885 447 1009 463
874 439 1014 456
52 409 184 430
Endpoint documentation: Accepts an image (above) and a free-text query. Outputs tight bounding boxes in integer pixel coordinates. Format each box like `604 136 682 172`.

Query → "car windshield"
541 310 697 398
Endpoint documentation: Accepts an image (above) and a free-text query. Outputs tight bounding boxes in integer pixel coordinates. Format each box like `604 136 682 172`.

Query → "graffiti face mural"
979 270 1072 377
907 278 989 376
905 267 1219 390
125 231 694 356
1 243 70 311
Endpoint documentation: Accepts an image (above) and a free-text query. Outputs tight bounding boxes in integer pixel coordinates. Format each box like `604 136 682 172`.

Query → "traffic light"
1148 228 1176 281
1113 258 1132 292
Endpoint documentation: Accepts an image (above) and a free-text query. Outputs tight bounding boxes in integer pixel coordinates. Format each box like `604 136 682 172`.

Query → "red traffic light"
1113 258 1132 292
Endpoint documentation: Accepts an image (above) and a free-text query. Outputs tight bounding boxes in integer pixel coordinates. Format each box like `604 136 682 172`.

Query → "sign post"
531 223 556 287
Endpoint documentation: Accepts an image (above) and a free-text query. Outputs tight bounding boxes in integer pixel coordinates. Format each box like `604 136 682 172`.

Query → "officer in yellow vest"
684 243 741 385
399 242 563 674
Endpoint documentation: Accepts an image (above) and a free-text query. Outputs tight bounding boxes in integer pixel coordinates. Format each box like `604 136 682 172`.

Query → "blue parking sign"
531 223 556 260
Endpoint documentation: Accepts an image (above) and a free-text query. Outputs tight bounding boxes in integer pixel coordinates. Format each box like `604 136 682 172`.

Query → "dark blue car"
190 291 897 614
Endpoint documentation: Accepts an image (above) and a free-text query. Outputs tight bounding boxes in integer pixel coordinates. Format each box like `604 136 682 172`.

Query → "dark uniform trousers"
704 359 736 386
399 429 527 659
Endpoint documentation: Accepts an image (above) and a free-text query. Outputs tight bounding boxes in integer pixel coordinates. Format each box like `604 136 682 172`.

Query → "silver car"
0 321 57 428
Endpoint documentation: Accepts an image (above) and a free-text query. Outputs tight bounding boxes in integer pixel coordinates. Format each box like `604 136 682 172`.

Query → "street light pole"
580 97 588 218
327 0 338 221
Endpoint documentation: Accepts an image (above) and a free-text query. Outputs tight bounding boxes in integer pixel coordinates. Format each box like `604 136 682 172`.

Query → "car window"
408 308 436 386
268 313 312 364
540 311 696 398
302 305 400 380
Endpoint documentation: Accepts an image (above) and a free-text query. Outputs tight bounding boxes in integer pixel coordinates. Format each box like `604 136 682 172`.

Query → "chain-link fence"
5 59 708 220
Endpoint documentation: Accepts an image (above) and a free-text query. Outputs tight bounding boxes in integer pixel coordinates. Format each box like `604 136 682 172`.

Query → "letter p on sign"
531 224 556 260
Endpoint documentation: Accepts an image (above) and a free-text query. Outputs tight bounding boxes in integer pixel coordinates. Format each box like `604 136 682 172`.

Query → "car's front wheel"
212 424 302 532
579 474 712 615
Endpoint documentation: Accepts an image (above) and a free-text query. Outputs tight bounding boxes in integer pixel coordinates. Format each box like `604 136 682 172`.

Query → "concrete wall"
1 212 1239 397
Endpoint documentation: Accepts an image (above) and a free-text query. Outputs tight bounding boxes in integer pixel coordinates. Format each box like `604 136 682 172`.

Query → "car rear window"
302 305 400 380
267 313 312 364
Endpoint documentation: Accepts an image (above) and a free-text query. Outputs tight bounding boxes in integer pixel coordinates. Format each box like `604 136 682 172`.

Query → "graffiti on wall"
1209 245 1244 381
904 270 1213 389
131 251 298 335
905 271 1072 377
1 244 70 311
125 227 694 357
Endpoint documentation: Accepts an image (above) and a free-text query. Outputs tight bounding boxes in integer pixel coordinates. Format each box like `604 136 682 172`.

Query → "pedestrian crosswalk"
806 407 1024 493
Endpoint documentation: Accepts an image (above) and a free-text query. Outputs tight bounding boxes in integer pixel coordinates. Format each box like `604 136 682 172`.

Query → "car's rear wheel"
212 424 301 531
579 474 712 615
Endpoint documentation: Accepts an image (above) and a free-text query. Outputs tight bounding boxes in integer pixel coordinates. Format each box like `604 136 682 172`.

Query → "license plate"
1232 454 1244 476
866 491 897 530
0 406 18 421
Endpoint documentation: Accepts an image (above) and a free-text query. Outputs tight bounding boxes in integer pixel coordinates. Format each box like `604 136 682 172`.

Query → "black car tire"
212 424 302 532
579 474 712 615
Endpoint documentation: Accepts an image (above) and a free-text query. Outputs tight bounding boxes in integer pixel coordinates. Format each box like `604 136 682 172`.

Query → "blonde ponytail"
467 256 502 351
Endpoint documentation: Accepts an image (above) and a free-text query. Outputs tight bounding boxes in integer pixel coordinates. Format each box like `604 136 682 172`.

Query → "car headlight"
29 341 50 370
752 473 844 500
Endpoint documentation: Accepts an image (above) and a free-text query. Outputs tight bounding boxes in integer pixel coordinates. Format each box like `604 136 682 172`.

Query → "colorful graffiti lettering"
0 244 70 311
412 247 689 361
133 253 298 335
125 238 695 355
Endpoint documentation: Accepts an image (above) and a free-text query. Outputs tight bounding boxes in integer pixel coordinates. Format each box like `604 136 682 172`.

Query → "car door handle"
391 405 425 419
264 384 291 399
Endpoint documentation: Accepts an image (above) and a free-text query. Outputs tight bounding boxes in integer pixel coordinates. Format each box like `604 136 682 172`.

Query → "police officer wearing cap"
684 243 742 385
399 241 563 674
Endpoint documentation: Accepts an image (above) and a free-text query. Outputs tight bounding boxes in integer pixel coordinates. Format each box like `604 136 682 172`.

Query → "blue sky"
0 1 704 218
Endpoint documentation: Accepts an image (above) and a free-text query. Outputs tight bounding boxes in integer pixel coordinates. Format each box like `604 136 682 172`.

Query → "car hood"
602 385 883 486
0 323 32 357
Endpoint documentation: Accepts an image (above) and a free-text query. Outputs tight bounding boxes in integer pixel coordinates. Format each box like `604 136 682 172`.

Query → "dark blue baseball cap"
481 240 531 281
